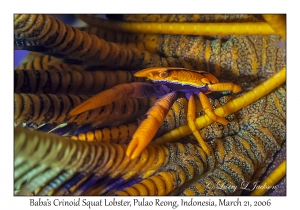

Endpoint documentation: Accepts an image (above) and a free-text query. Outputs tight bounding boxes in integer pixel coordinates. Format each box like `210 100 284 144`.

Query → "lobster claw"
126 92 178 159
69 82 170 116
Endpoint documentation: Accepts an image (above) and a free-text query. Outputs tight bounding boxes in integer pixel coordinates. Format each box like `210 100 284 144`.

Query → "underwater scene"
14 14 286 196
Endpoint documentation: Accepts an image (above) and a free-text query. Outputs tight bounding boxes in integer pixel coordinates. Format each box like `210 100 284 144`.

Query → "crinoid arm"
75 15 276 35
262 14 286 40
250 160 286 196
126 92 178 159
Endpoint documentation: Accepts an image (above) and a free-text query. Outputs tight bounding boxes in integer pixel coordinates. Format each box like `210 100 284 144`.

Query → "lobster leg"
207 82 242 93
201 82 241 125
126 92 178 159
187 94 211 156
69 82 163 116
199 92 229 126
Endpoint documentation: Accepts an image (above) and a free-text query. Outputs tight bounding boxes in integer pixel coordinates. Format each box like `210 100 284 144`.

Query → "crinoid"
14 14 286 196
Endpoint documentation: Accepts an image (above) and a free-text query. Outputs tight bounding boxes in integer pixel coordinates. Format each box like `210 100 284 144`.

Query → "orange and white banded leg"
187 94 211 156
126 92 177 159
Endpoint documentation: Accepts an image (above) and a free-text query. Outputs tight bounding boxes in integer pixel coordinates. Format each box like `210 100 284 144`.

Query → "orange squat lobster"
69 67 242 159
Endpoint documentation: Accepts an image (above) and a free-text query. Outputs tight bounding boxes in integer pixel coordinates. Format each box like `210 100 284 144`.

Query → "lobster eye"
159 71 169 78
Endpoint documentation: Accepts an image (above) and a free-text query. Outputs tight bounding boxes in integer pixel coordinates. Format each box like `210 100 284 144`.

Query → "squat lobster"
69 67 242 159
